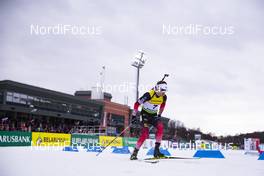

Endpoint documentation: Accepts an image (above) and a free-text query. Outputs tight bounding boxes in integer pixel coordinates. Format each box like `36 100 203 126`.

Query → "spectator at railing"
0 116 110 135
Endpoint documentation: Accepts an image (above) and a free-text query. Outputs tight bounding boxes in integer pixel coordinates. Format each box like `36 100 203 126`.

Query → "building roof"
0 80 103 107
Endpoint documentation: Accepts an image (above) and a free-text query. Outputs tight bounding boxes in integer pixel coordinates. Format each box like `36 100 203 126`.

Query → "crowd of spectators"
0 117 77 133
1 116 125 136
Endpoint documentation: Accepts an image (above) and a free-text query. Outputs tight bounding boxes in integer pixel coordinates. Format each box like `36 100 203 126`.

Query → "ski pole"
96 122 134 156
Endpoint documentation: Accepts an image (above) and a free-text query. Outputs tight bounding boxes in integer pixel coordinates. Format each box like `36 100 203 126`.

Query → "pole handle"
161 74 169 81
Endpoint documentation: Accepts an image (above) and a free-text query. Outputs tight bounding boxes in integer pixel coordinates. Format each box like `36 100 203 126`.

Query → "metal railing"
70 125 107 135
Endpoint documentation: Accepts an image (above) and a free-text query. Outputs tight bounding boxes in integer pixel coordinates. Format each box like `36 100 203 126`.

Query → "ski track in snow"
0 147 263 176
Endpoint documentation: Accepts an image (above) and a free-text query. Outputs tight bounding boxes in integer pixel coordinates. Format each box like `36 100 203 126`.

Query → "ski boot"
154 142 165 158
130 148 139 160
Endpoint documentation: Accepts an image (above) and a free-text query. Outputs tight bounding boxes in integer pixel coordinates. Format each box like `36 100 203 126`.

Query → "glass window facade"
0 91 3 104
111 114 125 126
4 91 102 119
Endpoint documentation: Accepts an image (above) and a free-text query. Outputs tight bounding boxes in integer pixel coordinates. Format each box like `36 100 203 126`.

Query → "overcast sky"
1 0 263 136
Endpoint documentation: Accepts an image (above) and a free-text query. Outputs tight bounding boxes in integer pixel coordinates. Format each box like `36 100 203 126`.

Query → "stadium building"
0 80 171 138
0 80 130 136
74 90 131 136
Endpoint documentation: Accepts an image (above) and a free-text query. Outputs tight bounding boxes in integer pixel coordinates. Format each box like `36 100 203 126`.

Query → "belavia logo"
36 136 43 145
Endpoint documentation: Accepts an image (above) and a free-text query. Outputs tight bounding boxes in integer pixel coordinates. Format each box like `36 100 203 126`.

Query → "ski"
132 158 159 164
144 156 200 160
131 156 199 164
143 159 159 164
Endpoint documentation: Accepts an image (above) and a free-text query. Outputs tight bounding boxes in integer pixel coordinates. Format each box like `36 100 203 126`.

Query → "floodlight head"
140 57 146 64
131 61 139 67
135 50 145 59
131 50 146 68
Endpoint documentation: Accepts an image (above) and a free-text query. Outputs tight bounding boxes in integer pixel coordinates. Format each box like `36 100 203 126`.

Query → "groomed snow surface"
0 147 263 176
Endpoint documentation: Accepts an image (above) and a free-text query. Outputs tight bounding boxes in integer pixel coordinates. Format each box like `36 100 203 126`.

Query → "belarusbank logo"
0 135 30 143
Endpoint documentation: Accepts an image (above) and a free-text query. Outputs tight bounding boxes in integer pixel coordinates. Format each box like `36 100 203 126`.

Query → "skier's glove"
131 115 140 124
131 111 140 124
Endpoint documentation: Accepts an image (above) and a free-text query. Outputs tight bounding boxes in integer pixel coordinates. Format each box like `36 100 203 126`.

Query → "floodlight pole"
136 66 140 101
131 51 145 101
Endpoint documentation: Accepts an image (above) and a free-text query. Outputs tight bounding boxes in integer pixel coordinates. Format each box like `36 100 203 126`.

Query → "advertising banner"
123 137 138 147
0 131 31 146
32 132 71 146
71 134 99 148
99 136 123 147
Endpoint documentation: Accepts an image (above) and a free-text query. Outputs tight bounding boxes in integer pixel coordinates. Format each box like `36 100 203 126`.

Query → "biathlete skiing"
130 75 168 160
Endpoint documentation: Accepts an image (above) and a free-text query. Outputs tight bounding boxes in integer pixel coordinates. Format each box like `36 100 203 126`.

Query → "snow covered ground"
0 147 263 176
